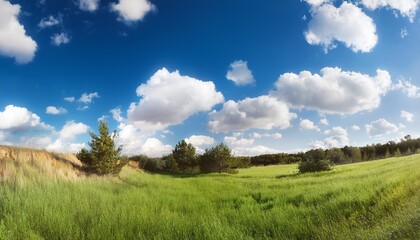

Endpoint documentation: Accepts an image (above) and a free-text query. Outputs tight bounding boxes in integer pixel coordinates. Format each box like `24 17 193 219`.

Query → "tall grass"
1 147 420 239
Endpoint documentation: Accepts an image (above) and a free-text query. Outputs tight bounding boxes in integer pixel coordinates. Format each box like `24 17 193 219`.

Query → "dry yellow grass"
0 145 84 185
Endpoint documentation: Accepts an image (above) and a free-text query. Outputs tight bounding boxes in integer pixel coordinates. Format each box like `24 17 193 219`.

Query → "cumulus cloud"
185 135 215 146
401 111 414 122
305 2 377 53
361 0 419 22
300 119 320 131
115 123 145 155
352 125 361 131
273 67 392 114
20 135 52 149
393 79 420 98
78 0 100 12
38 15 61 29
209 95 296 132
140 138 172 158
51 33 70 46
47 139 86 153
46 106 67 115
252 132 282 139
366 118 399 137
79 92 100 104
0 0 37 63
46 121 90 153
311 126 349 148
305 0 331 8
0 105 50 131
226 60 255 86
224 136 254 146
59 121 89 140
128 68 224 130
111 0 155 23
232 145 280 157
113 122 173 156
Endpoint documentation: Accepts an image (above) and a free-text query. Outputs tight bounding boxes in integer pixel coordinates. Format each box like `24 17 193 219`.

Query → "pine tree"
199 143 233 173
77 120 127 175
172 140 197 172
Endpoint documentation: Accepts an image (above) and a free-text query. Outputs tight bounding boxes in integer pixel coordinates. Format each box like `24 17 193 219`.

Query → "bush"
298 159 331 173
77 120 127 175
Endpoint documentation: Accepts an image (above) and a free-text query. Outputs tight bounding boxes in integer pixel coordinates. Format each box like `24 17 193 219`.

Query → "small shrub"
298 159 331 173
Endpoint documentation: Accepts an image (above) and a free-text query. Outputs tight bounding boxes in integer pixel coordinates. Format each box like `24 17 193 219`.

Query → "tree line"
76 121 420 175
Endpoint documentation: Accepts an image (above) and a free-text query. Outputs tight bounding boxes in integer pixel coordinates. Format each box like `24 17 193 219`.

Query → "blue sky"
1 0 420 156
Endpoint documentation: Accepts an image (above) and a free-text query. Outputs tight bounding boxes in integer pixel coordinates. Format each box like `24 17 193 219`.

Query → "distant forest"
130 135 420 173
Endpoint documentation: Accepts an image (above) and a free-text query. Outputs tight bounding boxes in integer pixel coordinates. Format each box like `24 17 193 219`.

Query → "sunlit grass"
1 147 420 239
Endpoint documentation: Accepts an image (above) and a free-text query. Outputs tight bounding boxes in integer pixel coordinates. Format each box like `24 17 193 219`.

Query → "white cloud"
352 125 361 131
209 95 296 132
305 0 331 8
224 136 254 146
300 119 320 131
252 132 282 139
128 68 224 130
79 92 100 104
226 60 255 86
393 79 420 98
38 15 61 29
311 126 349 148
77 106 89 111
46 121 89 153
366 118 399 137
64 97 75 102
401 27 408 38
0 0 37 63
361 0 419 22
47 139 86 153
78 0 100 12
59 121 89 140
140 138 172 158
232 145 280 157
305 2 377 53
0 105 48 131
401 111 414 122
320 117 329 126
110 107 124 122
111 0 155 23
51 33 70 46
185 135 215 146
115 123 144 155
273 67 392 114
46 106 67 115
20 135 52 149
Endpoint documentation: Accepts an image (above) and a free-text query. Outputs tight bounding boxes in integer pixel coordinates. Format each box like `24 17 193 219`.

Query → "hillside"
0 145 83 184
1 147 420 239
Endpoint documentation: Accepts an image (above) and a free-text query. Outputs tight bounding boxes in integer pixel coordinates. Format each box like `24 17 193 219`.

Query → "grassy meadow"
1 146 420 239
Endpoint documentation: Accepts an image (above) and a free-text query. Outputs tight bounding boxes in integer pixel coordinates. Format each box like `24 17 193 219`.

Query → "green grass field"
1 148 420 239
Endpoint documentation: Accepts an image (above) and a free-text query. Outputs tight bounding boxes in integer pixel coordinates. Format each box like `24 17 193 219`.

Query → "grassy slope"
1 149 420 239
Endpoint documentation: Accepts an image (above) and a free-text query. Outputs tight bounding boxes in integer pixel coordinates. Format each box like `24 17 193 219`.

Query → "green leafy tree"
172 140 197 172
77 120 127 175
326 148 346 164
199 143 233 173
